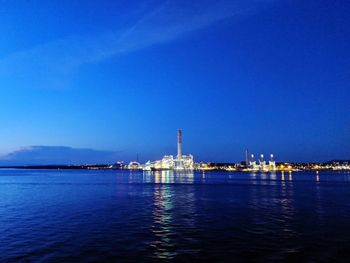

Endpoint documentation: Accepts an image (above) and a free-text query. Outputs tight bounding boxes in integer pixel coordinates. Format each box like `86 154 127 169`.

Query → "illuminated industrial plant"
247 153 276 172
142 129 194 171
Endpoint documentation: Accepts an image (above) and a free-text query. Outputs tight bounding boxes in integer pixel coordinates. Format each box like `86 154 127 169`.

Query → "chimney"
177 129 182 159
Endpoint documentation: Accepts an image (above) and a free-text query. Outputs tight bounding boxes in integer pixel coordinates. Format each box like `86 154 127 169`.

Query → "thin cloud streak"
0 0 276 89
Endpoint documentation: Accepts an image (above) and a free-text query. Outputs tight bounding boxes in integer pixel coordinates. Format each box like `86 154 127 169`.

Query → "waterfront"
1 169 350 262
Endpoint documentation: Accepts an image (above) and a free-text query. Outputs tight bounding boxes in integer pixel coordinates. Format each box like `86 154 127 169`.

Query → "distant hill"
0 146 120 166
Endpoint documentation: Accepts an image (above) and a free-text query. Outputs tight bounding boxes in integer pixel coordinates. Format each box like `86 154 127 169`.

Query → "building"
247 153 276 172
128 161 142 170
142 129 194 171
174 129 194 170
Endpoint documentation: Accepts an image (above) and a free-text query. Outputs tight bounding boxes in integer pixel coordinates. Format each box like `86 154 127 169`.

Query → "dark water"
1 169 350 262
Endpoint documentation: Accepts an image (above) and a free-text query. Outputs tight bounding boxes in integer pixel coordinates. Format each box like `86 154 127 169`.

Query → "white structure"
143 161 153 171
142 129 194 171
248 153 276 172
177 129 182 160
162 155 175 170
128 161 142 170
174 129 194 170
249 154 259 171
268 154 276 171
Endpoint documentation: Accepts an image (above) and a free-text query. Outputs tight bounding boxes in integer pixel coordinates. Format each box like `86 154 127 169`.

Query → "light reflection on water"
315 172 326 224
1 169 350 262
270 172 277 180
201 171 206 183
151 184 176 260
142 170 195 184
280 171 295 235
149 171 197 260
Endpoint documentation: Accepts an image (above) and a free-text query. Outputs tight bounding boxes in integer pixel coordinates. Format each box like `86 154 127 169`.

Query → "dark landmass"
0 164 112 170
0 160 349 171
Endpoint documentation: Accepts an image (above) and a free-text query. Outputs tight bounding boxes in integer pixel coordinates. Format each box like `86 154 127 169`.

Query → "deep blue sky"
0 0 349 164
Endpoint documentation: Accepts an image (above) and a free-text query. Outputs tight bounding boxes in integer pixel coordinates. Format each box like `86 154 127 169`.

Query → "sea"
1 169 350 262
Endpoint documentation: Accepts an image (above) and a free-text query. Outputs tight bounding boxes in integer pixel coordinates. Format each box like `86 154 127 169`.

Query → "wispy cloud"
0 0 275 89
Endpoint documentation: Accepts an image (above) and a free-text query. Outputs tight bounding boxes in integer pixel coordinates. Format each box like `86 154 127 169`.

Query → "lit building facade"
248 153 276 172
142 129 194 171
128 161 142 170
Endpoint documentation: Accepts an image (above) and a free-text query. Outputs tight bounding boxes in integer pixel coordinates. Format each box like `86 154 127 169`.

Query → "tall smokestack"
245 149 249 167
177 129 182 159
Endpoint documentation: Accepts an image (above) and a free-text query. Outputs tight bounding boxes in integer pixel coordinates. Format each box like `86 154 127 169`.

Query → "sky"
0 0 349 164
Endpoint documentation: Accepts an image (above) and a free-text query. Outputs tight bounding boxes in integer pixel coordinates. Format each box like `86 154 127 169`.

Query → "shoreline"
0 165 349 172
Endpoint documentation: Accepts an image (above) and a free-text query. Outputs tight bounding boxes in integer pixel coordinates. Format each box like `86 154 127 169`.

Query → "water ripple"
1 170 350 261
